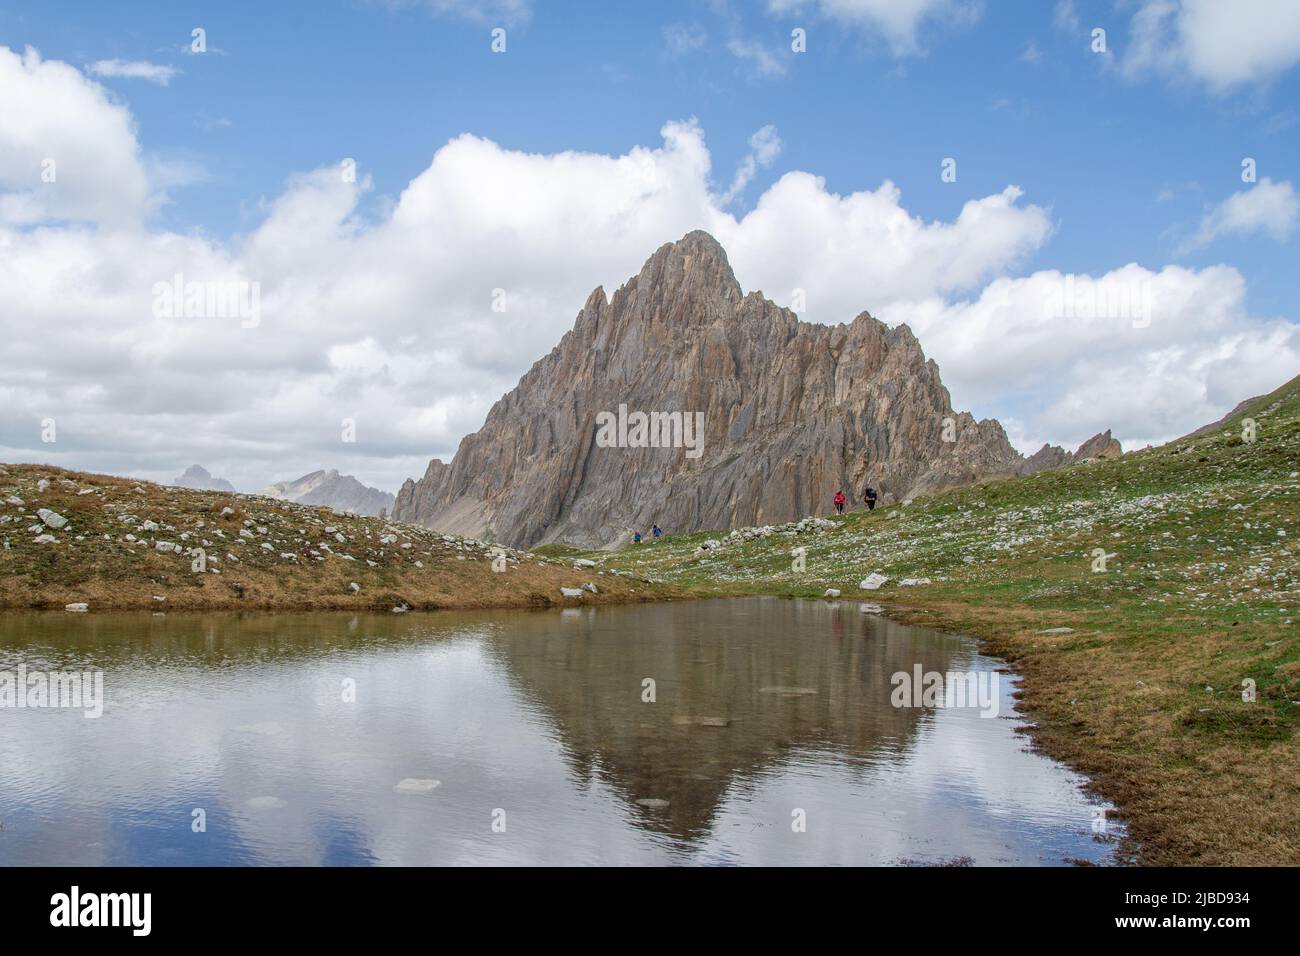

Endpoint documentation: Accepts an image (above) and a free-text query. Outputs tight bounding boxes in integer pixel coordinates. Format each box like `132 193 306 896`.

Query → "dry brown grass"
0 462 683 612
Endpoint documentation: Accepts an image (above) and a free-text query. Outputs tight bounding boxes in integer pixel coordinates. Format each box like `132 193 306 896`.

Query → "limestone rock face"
260 469 394 517
1072 429 1123 461
394 231 1089 548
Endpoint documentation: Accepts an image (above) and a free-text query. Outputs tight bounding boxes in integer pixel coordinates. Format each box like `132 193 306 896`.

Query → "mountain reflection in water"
0 598 1119 865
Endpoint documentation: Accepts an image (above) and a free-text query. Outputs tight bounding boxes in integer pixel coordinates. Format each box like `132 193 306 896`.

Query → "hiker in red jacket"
833 490 846 515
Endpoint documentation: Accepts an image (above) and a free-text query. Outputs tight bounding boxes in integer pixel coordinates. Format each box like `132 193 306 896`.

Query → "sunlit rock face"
395 231 1090 548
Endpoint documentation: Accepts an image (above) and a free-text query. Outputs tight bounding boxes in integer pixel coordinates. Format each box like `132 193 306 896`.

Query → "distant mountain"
394 231 1122 549
259 469 394 517
173 464 237 493
1018 430 1123 475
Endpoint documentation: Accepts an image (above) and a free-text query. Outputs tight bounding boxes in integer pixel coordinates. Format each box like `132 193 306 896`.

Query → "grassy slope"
589 375 1300 866
0 464 677 611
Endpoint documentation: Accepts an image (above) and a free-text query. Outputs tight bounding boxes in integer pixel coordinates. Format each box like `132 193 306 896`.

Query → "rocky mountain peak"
393 232 1116 548
624 230 743 315
1073 429 1123 461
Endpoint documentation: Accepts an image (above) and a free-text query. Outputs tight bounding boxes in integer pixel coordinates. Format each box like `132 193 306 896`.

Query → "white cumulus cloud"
1180 178 1300 252
1121 0 1300 91
0 46 153 226
768 0 979 55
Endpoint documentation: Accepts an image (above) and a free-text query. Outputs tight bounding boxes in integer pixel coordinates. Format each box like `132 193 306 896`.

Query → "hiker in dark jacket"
864 487 878 511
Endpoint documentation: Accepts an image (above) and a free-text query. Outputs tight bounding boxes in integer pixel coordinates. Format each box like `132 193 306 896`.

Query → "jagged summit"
640 229 742 298
394 232 1116 548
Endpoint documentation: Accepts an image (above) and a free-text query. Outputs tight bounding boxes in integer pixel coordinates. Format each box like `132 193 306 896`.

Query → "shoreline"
0 585 690 615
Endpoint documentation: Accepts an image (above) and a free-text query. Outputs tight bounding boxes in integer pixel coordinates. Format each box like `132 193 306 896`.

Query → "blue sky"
1 0 1298 491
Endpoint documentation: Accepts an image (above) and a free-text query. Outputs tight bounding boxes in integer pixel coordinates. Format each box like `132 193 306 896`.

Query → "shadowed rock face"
394 231 1109 548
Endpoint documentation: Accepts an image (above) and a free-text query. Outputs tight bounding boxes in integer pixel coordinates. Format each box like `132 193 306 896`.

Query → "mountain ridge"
395 231 1120 547
259 468 394 517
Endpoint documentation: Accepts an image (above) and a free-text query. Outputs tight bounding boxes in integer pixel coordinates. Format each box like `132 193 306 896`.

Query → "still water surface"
0 597 1119 865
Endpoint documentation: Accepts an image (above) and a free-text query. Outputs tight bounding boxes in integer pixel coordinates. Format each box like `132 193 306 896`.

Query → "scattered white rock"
1038 627 1075 634
581 581 598 593
574 558 597 568
859 573 889 590
899 577 932 587
33 534 57 544
348 582 361 592
64 602 88 613
559 587 584 598
823 588 841 598
36 508 68 529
